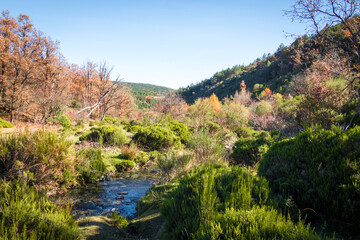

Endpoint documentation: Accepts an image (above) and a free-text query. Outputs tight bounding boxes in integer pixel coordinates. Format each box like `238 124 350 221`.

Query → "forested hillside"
179 21 360 104
125 82 173 109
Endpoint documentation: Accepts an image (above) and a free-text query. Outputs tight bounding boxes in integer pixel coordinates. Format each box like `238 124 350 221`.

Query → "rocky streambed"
57 177 155 219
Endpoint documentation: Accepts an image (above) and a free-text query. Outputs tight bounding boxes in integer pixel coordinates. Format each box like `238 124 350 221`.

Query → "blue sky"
2 0 308 89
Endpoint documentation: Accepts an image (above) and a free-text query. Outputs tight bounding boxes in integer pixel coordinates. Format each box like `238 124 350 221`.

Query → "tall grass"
187 128 225 164
0 130 77 190
0 177 79 240
76 148 106 183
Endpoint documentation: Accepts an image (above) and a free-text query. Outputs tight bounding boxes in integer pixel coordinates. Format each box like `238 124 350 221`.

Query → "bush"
0 130 77 190
103 115 121 126
258 126 360 233
79 125 129 147
109 212 129 228
115 160 135 172
161 164 321 239
204 121 222 134
231 129 274 166
76 148 106 183
234 126 258 138
135 151 149 166
56 114 72 129
133 125 181 151
254 101 273 116
0 118 14 128
0 177 79 240
167 120 190 143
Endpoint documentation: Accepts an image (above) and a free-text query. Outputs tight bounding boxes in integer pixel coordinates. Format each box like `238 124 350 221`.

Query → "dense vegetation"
161 165 323 239
258 126 360 233
1 2 360 239
0 178 79 240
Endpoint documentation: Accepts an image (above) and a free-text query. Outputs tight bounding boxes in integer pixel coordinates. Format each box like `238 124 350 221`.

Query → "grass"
102 150 123 172
77 216 121 240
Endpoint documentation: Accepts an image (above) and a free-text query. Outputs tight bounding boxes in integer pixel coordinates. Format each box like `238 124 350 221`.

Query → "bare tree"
155 91 188 120
76 62 134 119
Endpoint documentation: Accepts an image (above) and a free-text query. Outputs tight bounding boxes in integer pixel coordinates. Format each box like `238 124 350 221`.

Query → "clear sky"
2 0 307 89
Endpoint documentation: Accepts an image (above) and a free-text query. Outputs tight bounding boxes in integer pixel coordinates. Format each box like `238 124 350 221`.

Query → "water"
59 178 154 219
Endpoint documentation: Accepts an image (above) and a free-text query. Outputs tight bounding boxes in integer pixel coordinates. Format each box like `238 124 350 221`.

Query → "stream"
57 178 155 219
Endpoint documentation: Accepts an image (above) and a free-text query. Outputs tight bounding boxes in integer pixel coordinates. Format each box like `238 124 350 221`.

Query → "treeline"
0 11 134 123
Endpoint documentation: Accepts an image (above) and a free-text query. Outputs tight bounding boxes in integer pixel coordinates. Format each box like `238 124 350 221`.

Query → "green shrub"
0 130 77 190
231 129 274 166
122 120 143 132
157 154 175 178
234 126 258 138
76 148 106 183
115 160 135 172
79 125 128 147
204 121 222 134
103 116 121 126
161 164 321 239
56 114 72 129
258 126 360 233
133 125 181 151
119 145 149 166
109 212 128 228
0 118 14 128
135 151 149 166
70 100 81 108
0 177 79 240
254 101 273 116
167 120 190 143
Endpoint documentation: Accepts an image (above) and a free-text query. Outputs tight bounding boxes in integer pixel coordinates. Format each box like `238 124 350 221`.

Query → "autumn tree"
208 93 221 113
74 61 134 119
286 0 360 123
32 35 69 122
0 11 40 122
290 51 355 128
234 81 252 106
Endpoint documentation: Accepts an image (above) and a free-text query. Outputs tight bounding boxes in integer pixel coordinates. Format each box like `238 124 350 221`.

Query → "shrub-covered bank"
258 126 360 234
0 177 79 240
160 164 325 239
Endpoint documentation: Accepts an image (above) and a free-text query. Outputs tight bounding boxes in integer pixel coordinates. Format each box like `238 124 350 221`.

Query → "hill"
125 82 173 109
178 21 358 104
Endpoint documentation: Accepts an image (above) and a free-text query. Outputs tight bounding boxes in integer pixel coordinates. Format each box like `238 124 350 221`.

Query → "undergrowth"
0 177 79 240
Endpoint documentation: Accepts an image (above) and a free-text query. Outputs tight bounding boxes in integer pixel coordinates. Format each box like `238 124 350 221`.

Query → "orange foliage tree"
0 11 134 122
208 93 221 113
